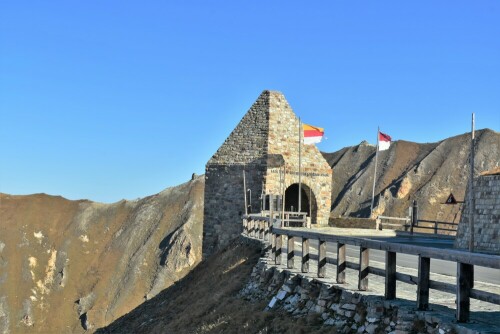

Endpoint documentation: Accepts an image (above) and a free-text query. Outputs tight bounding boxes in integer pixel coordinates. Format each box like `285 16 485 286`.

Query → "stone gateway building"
203 90 332 256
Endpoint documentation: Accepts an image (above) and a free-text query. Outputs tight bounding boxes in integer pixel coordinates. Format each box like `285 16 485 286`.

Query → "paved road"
285 235 499 285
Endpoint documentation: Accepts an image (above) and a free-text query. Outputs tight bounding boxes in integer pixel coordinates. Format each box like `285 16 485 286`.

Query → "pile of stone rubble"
238 249 475 334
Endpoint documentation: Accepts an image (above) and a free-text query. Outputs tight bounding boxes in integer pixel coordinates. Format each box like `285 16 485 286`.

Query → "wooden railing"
242 215 500 323
413 219 458 235
247 211 308 228
377 215 458 235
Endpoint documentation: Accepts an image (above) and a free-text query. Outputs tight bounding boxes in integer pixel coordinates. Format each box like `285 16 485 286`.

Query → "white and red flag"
378 131 391 151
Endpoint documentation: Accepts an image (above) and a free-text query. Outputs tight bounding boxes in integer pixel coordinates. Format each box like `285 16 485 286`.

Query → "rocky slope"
95 239 333 334
322 129 499 223
0 176 204 334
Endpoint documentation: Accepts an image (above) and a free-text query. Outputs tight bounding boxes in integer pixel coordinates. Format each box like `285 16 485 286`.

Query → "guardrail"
248 211 308 228
377 215 458 236
242 215 500 323
414 219 458 235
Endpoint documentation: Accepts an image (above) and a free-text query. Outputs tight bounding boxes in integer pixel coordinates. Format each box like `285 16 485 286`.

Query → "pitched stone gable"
208 91 271 165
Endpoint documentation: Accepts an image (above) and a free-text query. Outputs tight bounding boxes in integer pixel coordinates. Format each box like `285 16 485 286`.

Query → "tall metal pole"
370 127 380 217
243 167 248 216
247 189 252 212
469 113 475 252
309 186 312 218
261 182 265 212
282 164 286 227
298 118 302 212
269 194 274 229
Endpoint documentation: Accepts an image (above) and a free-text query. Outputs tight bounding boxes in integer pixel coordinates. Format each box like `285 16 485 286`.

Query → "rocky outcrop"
0 176 204 333
322 129 499 223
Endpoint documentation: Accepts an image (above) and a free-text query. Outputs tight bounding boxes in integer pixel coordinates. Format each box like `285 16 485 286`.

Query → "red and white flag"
378 131 391 151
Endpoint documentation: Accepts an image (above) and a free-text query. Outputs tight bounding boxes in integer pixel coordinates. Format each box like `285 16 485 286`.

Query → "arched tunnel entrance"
284 183 317 224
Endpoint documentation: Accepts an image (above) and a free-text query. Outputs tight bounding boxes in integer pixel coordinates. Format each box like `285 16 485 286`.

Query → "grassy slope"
97 240 333 334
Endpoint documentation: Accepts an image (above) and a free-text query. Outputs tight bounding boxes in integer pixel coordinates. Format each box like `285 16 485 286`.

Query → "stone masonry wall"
265 92 332 225
203 164 265 257
203 92 271 257
455 174 500 254
203 91 333 256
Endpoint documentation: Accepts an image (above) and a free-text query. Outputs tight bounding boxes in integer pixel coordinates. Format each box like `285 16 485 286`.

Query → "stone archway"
284 183 318 224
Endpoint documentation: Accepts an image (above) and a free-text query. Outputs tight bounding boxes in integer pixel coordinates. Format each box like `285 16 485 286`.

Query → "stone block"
344 310 355 318
330 303 340 312
365 323 378 334
314 305 326 313
341 303 357 311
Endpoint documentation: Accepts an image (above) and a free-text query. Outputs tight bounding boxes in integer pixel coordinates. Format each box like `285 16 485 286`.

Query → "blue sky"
1 1 499 203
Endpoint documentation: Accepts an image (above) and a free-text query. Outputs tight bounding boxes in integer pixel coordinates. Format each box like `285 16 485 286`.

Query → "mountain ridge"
322 128 499 222
1 129 498 333
0 176 204 333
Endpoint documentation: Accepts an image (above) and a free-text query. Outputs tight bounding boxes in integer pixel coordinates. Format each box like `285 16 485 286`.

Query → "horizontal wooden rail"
378 215 410 222
272 227 500 269
243 216 500 323
418 219 459 226
302 252 499 305
413 226 457 232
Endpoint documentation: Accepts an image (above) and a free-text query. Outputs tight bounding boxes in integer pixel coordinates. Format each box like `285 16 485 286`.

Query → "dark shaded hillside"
0 176 204 333
96 239 330 334
322 129 499 222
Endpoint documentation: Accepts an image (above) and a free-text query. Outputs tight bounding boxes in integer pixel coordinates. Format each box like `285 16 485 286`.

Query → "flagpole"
243 166 248 216
469 113 475 252
370 127 380 217
282 164 286 227
298 117 302 213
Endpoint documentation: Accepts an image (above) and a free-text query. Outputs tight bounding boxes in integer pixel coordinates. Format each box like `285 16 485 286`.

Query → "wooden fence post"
287 235 294 269
250 219 255 238
417 256 430 310
264 220 269 241
337 243 346 284
270 232 276 262
318 239 326 278
411 200 418 235
358 247 369 290
302 238 309 273
385 251 396 300
275 234 282 265
457 263 473 322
